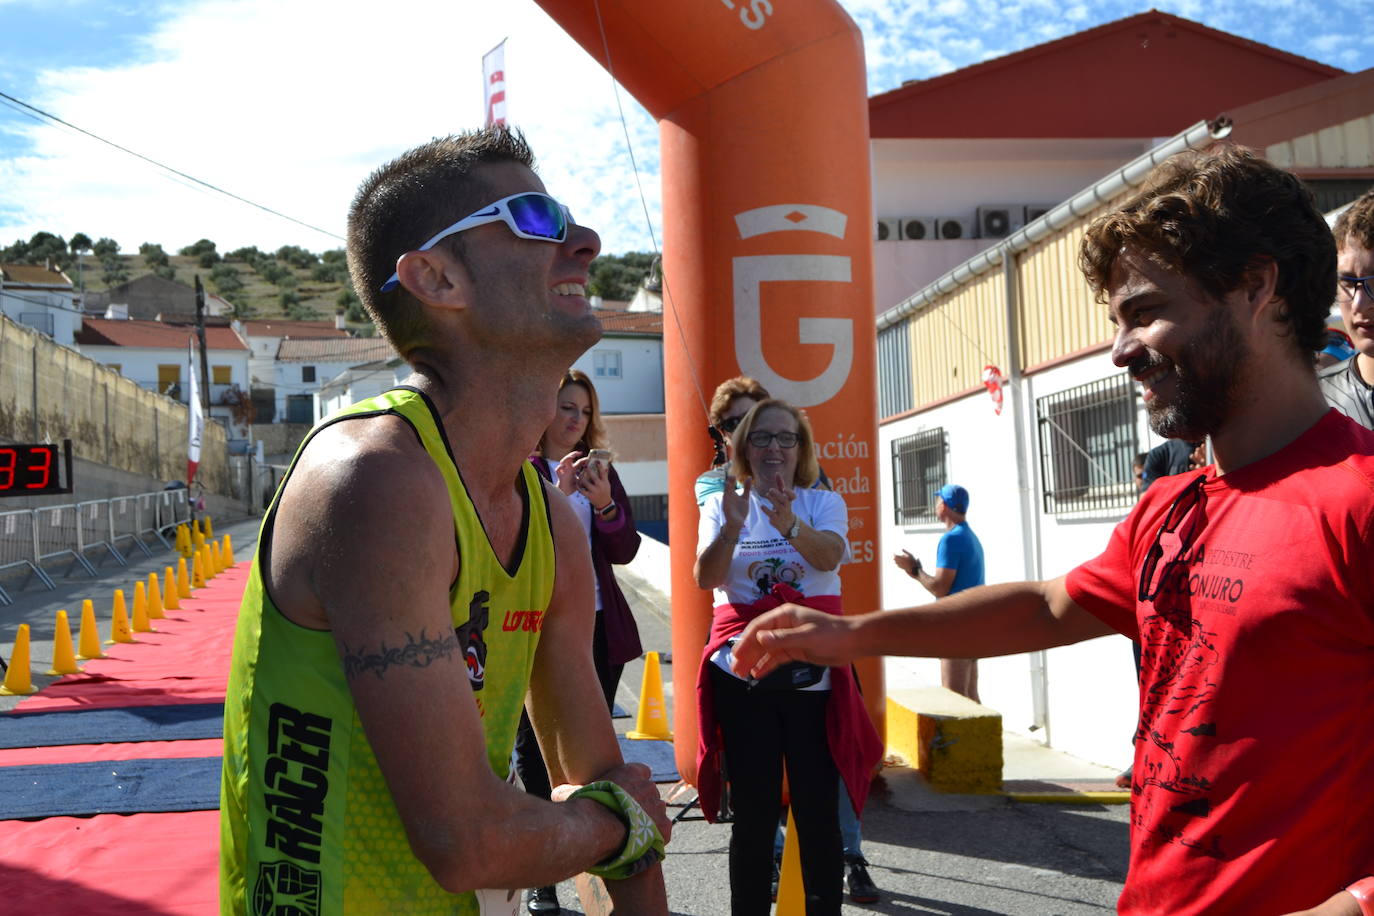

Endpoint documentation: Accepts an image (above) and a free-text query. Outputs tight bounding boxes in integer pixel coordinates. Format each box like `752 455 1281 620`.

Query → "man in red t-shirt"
730 147 1374 916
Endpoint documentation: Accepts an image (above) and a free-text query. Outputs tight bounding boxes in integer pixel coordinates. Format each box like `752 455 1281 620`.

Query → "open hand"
721 475 752 530
760 473 796 537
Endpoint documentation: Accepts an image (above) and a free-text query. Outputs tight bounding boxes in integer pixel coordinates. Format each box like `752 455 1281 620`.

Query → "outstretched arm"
730 576 1114 678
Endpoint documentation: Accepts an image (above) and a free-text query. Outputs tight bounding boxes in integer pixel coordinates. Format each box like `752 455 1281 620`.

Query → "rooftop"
275 336 397 363
75 318 248 351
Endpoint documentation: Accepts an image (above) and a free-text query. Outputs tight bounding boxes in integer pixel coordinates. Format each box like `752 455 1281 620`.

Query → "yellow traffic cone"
77 599 104 660
775 808 805 914
147 571 165 619
192 552 206 589
163 565 180 610
193 524 205 554
131 580 153 633
204 515 214 538
177 523 191 558
223 534 235 567
626 651 673 741
47 610 82 676
201 544 216 580
210 540 223 575
107 589 134 644
0 624 37 695
177 557 191 598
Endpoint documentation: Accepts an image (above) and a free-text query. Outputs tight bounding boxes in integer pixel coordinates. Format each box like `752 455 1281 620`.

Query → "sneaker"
527 885 560 914
770 854 781 902
844 855 880 903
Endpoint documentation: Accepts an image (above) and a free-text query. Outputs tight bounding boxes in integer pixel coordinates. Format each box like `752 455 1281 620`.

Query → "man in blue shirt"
892 484 985 701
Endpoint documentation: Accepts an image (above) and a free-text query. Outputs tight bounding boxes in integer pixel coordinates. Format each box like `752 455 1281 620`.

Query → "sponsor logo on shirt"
253 858 323 916
502 609 545 632
456 590 492 692
258 702 331 908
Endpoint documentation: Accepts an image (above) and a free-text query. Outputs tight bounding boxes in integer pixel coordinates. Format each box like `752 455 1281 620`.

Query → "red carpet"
0 563 245 914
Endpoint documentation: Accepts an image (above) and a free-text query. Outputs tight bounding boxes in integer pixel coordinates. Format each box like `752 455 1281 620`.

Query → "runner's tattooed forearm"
341 629 461 680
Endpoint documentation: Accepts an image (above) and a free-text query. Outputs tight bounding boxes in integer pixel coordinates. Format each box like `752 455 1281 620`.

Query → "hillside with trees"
1 232 658 329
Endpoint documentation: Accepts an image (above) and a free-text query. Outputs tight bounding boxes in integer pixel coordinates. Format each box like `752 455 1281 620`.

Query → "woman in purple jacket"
516 369 643 914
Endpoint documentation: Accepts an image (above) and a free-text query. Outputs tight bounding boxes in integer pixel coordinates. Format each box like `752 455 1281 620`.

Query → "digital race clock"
0 440 73 497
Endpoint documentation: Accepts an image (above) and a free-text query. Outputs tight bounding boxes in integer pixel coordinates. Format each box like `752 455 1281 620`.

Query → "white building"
0 263 81 347
315 357 408 419
572 307 664 415
74 318 252 442
872 34 1374 768
273 337 397 424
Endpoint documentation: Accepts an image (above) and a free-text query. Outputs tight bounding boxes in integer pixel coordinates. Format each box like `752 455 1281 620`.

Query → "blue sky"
1 0 1370 257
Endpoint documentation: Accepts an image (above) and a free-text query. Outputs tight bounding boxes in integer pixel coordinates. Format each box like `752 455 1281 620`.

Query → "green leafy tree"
275 245 317 269
140 242 169 268
210 263 243 294
278 290 300 309
153 265 177 281
198 249 221 268
588 251 657 301
178 238 217 258
287 301 321 321
91 237 120 258
321 248 347 264
227 246 260 262
101 258 129 286
69 233 93 255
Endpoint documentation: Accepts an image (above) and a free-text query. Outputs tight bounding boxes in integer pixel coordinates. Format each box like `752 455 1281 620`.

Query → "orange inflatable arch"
536 0 882 785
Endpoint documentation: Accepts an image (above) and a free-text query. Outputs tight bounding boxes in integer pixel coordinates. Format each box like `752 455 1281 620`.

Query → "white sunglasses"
380 191 573 292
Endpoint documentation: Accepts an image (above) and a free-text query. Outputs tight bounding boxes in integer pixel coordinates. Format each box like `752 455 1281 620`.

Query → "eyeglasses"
718 416 744 434
1337 275 1374 301
380 192 573 292
746 430 799 449
1137 474 1207 604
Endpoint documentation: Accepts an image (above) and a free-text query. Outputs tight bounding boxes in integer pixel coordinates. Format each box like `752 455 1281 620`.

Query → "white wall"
0 288 81 346
878 348 1144 769
572 336 663 414
76 343 251 438
316 363 409 419
870 137 1154 299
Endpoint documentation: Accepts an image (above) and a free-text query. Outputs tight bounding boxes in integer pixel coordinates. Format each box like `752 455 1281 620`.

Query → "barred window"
891 428 947 525
1037 374 1138 514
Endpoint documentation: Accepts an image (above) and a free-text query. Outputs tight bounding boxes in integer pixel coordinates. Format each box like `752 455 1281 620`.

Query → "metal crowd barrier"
0 488 190 606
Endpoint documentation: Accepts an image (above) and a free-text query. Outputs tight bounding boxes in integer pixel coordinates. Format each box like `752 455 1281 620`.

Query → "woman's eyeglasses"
381 192 572 292
746 431 799 449
1138 475 1207 603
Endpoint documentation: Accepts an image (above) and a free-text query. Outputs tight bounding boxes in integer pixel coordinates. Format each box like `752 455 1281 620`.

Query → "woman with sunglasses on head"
696 376 772 506
692 398 883 915
514 369 643 915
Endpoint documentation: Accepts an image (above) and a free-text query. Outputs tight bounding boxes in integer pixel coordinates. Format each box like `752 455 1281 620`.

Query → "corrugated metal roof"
276 337 397 363
1 264 73 287
75 318 249 350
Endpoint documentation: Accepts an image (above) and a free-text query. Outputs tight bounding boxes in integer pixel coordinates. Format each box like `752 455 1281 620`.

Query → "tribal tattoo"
341 629 461 681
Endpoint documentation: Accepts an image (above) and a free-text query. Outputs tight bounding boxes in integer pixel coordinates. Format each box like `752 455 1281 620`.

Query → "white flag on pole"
187 337 204 484
483 40 507 127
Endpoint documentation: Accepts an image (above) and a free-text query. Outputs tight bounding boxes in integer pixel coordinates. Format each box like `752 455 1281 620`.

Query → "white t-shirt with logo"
698 486 850 606
698 487 849 685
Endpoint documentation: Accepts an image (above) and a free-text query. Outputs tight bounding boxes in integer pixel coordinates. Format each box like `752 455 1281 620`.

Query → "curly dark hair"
1333 188 1374 251
1080 145 1335 355
347 127 536 357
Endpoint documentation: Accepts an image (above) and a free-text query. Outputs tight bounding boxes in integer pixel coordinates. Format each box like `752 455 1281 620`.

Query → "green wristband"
568 780 665 881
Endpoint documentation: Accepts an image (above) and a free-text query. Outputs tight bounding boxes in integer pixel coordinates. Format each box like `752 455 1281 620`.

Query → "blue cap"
936 484 969 513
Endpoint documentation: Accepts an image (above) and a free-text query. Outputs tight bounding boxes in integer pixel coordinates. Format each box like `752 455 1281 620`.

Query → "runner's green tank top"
220 387 555 915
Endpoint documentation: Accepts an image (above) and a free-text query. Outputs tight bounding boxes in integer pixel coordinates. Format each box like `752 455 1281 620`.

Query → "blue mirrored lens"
508 195 566 240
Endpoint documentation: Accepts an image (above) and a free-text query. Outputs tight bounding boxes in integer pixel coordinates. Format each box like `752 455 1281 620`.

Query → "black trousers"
513 610 624 800
710 665 841 915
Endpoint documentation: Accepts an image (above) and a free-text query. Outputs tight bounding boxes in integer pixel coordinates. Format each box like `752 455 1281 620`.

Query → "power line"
0 89 345 243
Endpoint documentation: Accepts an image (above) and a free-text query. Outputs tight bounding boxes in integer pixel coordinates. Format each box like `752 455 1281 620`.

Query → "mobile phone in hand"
589 448 613 474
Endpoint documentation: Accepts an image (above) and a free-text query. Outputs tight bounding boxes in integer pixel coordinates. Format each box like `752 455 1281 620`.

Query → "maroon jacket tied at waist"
694 583 884 824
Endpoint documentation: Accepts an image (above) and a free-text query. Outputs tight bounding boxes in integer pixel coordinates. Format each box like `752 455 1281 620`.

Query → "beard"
1137 304 1249 441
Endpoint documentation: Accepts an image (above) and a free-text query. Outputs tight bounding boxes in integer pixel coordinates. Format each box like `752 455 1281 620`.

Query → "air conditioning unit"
899 217 937 241
1024 204 1055 224
976 205 1023 239
933 216 973 240
875 218 901 241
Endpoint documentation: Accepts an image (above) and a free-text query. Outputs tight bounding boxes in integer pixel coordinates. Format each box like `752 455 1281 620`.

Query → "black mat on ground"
617 735 677 783
0 703 224 750
0 756 222 819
